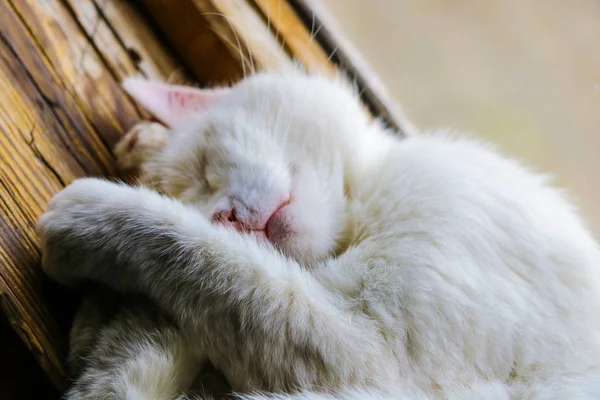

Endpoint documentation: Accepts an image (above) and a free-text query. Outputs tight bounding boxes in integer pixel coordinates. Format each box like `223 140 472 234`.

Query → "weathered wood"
137 0 335 76
138 0 409 134
0 0 186 389
63 0 186 83
252 0 335 73
192 0 295 72
134 0 248 84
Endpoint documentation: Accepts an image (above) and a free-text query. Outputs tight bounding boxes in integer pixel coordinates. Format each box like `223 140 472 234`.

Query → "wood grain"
0 0 185 388
138 0 409 133
135 0 248 85
63 0 187 83
137 0 336 76
252 0 335 73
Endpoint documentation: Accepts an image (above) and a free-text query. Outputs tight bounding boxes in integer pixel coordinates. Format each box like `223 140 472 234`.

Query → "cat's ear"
122 78 228 127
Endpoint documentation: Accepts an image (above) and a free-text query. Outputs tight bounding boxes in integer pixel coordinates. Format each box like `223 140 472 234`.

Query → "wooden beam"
63 0 187 83
0 0 185 388
136 0 410 133
133 0 249 84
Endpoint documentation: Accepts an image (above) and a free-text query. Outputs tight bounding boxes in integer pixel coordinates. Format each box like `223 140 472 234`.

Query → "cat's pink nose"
212 195 290 234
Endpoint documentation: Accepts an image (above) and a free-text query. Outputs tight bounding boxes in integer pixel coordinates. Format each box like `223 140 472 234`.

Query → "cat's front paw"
114 122 169 170
37 178 130 284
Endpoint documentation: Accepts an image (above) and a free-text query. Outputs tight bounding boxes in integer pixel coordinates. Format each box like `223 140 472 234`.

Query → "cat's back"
350 131 600 294
339 130 600 385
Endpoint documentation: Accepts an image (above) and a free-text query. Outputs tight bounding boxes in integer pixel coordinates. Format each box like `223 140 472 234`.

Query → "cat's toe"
114 122 169 170
37 209 79 286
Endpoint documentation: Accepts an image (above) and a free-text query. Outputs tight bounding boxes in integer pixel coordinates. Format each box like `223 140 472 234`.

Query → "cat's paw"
114 122 169 170
37 178 130 284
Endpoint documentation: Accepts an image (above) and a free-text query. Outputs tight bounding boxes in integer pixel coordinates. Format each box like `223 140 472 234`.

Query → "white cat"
38 70 600 399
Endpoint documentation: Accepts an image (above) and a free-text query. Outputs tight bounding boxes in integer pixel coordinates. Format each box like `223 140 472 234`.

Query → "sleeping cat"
38 71 600 399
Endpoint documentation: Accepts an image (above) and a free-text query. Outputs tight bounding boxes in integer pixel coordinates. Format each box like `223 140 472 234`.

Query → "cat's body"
38 72 600 399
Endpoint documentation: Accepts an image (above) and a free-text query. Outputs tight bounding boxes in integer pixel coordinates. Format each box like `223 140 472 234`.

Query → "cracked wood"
0 0 186 389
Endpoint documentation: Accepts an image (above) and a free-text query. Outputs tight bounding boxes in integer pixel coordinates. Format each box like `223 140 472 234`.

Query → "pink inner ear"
122 78 228 127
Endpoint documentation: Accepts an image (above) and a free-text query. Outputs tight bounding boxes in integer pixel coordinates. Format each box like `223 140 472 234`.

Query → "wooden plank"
0 2 102 388
191 0 294 72
2 3 114 176
0 52 70 390
137 0 410 134
7 0 142 147
137 0 327 78
134 0 248 84
98 1 189 82
63 0 187 83
252 0 335 73
0 0 189 389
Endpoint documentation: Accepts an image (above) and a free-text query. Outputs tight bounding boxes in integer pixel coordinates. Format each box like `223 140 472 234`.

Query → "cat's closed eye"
196 153 218 194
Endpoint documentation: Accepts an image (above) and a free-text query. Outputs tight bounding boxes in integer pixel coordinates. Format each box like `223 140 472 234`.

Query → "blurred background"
320 0 600 236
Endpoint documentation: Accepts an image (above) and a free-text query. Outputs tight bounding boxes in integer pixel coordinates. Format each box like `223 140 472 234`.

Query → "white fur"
66 324 199 400
43 71 600 399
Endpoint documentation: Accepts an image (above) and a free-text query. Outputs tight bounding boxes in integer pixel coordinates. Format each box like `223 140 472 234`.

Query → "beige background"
321 0 600 236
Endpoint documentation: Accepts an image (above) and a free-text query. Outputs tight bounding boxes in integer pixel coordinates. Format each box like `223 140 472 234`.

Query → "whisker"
309 21 323 46
206 26 251 79
326 44 340 64
200 12 256 78
307 13 325 72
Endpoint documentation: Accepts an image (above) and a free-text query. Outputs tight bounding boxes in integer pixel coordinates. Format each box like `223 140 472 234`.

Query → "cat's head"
123 72 373 265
